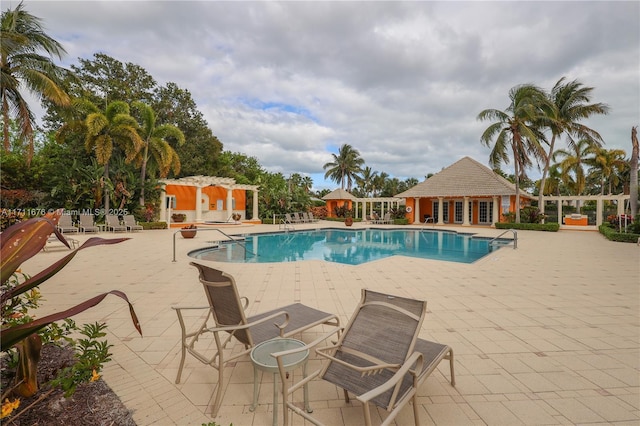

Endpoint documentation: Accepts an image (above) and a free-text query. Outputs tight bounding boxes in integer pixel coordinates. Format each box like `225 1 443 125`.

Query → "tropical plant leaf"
1 290 142 351
1 237 130 305
0 217 61 285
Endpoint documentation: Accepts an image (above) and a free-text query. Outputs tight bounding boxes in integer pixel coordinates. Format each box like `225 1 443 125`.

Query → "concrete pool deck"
25 221 639 425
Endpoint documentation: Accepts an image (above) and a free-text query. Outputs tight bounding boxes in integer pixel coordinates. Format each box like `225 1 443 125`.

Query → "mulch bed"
1 344 136 426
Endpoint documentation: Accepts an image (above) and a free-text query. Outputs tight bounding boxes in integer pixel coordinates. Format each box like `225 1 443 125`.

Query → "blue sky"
23 0 640 190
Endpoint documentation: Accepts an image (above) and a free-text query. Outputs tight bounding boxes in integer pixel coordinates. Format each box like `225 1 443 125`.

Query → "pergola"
160 176 259 223
352 197 403 219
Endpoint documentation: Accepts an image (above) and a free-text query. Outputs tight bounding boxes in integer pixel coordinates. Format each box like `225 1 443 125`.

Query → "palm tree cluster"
476 78 632 222
322 145 420 198
1 4 185 214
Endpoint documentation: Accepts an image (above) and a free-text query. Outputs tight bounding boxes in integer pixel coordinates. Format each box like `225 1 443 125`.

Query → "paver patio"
25 221 639 425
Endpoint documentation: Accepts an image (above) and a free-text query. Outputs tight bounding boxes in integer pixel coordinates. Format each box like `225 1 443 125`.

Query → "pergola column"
558 198 563 224
414 197 420 223
226 188 233 220
252 190 258 220
437 197 444 225
492 196 499 226
195 186 203 222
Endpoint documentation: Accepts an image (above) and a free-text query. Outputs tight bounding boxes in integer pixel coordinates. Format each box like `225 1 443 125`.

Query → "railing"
489 229 518 249
172 227 254 262
422 217 435 229
279 218 294 231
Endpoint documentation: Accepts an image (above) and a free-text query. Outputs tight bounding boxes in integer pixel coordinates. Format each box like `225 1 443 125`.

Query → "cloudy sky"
23 0 640 190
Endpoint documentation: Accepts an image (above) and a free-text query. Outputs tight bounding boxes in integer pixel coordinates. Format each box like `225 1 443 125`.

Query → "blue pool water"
189 228 508 265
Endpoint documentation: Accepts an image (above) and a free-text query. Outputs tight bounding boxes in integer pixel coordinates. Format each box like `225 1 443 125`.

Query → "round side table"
250 338 310 426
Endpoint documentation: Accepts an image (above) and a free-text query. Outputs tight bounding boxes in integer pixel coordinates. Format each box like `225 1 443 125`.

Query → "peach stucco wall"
165 185 246 211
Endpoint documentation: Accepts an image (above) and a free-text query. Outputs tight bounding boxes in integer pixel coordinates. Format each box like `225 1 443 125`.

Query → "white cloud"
23 0 640 190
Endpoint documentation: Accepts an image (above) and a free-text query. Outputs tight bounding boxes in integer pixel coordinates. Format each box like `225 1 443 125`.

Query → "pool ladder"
279 218 294 231
172 227 253 262
489 229 518 249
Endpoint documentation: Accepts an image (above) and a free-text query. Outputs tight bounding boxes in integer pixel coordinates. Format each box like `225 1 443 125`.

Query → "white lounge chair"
123 215 142 232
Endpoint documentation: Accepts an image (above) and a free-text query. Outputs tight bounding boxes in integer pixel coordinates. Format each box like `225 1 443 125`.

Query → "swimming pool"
189 228 509 265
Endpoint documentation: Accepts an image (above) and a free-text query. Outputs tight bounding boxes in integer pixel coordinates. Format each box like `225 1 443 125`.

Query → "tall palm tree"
372 172 389 197
356 166 377 197
587 147 628 195
1 2 71 161
537 77 609 212
85 101 143 210
323 144 364 191
553 139 593 199
132 101 184 206
631 126 638 216
477 84 547 223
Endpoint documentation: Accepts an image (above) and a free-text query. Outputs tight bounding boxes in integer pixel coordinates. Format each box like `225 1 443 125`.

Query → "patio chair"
173 262 340 417
56 213 79 234
274 289 455 426
105 214 127 232
381 212 393 224
78 213 99 233
123 214 143 232
308 212 319 222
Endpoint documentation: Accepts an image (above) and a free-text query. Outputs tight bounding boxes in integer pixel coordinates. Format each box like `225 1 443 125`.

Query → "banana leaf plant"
1 210 142 397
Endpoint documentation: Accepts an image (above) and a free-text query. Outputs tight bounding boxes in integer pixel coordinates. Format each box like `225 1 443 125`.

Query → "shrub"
139 221 168 230
0 210 142 420
599 223 640 243
495 222 560 232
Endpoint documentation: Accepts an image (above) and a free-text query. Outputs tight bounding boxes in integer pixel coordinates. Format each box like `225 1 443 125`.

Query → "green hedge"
599 224 640 243
495 222 560 232
140 221 168 230
393 218 409 225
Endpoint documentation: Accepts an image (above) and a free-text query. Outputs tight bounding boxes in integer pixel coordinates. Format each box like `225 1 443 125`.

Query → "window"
478 201 494 224
454 201 463 223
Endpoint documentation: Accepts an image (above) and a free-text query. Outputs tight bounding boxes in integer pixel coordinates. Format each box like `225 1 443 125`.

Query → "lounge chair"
274 289 455 426
284 213 298 224
172 262 340 417
381 212 393 224
78 213 99 233
123 214 143 232
307 212 319 222
56 213 79 233
105 214 127 232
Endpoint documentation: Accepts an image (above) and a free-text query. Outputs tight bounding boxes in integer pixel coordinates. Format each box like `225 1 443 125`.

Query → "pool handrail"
172 227 255 262
489 229 517 249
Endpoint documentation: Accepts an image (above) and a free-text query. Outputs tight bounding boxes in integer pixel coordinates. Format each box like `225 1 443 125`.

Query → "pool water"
189 228 509 265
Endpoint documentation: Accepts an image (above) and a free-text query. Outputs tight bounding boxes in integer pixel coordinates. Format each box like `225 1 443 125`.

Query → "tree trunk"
104 164 110 212
514 158 521 223
538 134 556 218
139 142 149 207
631 126 639 217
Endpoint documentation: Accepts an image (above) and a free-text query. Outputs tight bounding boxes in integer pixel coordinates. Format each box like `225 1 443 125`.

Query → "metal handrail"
279 218 294 231
172 227 254 262
421 217 435 229
489 229 517 249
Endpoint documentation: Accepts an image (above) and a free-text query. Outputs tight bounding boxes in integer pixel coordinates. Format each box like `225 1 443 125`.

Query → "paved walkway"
26 222 639 425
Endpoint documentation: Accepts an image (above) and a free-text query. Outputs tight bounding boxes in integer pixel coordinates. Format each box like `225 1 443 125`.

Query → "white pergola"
352 197 404 219
541 193 630 227
160 176 259 223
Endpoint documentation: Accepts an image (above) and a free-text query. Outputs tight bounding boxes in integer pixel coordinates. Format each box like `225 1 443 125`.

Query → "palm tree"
132 101 184 206
356 166 377 196
323 144 364 191
537 77 609 212
587 147 628 195
372 172 389 197
477 84 548 223
1 2 72 161
554 139 593 203
85 101 143 210
631 126 638 217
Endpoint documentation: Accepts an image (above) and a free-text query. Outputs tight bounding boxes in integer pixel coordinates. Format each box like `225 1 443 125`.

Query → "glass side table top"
250 338 309 373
